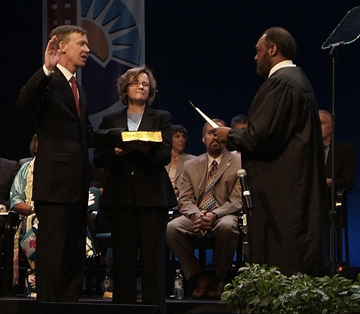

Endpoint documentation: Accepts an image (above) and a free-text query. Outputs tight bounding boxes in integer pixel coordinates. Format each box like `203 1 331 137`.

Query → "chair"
1 187 105 297
85 187 109 297
2 211 23 296
166 210 244 295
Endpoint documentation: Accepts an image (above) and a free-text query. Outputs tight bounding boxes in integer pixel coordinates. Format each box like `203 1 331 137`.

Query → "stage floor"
0 296 237 314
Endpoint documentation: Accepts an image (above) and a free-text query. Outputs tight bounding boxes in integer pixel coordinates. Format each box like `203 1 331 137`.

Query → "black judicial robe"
227 66 329 277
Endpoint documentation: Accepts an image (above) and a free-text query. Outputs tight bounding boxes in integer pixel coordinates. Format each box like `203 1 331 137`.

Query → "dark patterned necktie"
200 160 218 211
70 76 81 117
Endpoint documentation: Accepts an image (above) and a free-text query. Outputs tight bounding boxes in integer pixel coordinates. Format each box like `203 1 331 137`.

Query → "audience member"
0 156 20 264
165 125 196 200
93 66 177 313
10 135 101 294
319 110 356 192
0 158 20 213
319 109 356 267
230 114 248 130
19 136 38 166
166 119 242 300
17 25 92 302
10 134 38 216
214 27 329 277
230 114 248 161
10 134 38 293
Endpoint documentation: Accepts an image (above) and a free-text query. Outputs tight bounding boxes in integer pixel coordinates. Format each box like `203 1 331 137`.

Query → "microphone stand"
328 42 342 276
240 208 250 263
238 182 252 264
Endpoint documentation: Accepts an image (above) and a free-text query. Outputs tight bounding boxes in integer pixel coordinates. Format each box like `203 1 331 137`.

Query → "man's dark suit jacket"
94 106 177 209
17 67 93 204
0 158 20 209
326 140 356 191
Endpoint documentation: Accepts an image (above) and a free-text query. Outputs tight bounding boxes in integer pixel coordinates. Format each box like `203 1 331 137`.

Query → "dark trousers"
110 207 168 314
35 197 87 302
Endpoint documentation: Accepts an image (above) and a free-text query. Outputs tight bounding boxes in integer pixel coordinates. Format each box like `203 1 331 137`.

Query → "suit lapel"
138 107 156 131
54 68 81 119
111 108 128 129
78 85 87 120
196 154 208 201
214 150 232 184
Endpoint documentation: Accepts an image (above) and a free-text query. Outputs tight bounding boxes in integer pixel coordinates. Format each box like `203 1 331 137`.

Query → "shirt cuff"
43 64 54 76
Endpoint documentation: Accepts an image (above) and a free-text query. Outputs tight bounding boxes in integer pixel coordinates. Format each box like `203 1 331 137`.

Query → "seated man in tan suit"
166 119 242 300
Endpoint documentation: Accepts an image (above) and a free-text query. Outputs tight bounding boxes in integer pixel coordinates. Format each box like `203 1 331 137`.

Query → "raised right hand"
44 35 60 72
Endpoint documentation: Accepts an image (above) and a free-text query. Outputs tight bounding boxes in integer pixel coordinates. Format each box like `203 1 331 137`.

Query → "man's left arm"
212 172 243 219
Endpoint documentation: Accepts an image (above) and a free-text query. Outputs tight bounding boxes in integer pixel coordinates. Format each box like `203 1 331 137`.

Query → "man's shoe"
206 277 225 300
191 275 210 299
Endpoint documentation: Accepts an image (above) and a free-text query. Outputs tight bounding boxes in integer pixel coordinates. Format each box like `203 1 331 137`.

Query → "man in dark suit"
17 25 92 302
319 110 356 192
319 110 356 267
166 119 242 300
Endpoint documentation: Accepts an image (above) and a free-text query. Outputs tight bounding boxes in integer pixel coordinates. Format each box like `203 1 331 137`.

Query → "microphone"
237 169 253 210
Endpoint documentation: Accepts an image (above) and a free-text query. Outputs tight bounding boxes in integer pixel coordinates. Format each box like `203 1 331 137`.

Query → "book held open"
121 131 162 142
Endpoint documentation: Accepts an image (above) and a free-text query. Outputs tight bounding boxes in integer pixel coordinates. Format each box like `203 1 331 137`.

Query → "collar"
269 60 296 77
57 64 75 82
206 153 223 168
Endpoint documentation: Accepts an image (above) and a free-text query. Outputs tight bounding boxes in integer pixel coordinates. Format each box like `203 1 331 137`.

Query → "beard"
208 141 224 156
256 53 271 77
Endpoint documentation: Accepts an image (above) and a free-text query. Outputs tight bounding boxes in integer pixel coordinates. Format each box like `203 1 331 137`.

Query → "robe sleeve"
227 76 309 160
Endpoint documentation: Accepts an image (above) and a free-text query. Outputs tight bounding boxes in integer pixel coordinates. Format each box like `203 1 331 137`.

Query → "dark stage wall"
1 1 359 268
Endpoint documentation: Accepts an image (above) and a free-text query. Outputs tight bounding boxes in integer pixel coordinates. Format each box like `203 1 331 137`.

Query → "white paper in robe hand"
88 191 95 206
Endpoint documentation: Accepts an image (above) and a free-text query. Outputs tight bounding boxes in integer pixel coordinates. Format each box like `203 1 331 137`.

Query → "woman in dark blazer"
94 66 177 313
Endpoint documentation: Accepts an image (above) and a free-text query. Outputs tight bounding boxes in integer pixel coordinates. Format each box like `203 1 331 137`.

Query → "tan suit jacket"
178 149 242 218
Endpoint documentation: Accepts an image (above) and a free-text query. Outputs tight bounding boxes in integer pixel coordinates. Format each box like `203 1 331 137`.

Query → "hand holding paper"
189 101 219 128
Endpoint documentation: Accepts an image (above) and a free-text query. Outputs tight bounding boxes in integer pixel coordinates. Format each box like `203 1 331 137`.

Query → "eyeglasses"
128 81 150 88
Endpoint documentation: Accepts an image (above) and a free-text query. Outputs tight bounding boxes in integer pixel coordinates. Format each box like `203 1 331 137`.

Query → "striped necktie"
200 160 218 211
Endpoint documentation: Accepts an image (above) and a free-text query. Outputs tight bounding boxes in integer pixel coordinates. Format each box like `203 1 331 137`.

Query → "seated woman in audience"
165 125 196 200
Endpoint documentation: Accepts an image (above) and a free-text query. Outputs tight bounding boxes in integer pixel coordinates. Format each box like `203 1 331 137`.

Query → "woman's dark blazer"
94 106 177 209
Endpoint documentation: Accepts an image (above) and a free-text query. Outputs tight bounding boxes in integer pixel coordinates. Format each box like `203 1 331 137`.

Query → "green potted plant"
221 263 360 313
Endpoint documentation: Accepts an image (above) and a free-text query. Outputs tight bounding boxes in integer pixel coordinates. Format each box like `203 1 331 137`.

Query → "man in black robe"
215 27 329 277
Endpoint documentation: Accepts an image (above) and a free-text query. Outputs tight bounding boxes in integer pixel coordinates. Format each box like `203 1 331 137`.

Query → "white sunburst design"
80 0 145 68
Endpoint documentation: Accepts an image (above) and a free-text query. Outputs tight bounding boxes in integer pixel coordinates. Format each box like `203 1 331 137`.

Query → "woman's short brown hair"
117 66 157 106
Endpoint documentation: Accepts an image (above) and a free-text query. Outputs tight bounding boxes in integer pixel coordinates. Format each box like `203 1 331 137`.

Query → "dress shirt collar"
57 64 76 82
269 60 296 77
206 153 223 168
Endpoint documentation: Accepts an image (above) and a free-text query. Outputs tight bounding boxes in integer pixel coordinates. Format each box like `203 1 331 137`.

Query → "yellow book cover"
121 131 162 142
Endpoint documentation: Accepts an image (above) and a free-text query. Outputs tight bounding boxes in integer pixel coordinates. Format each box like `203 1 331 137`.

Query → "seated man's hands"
192 210 217 236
